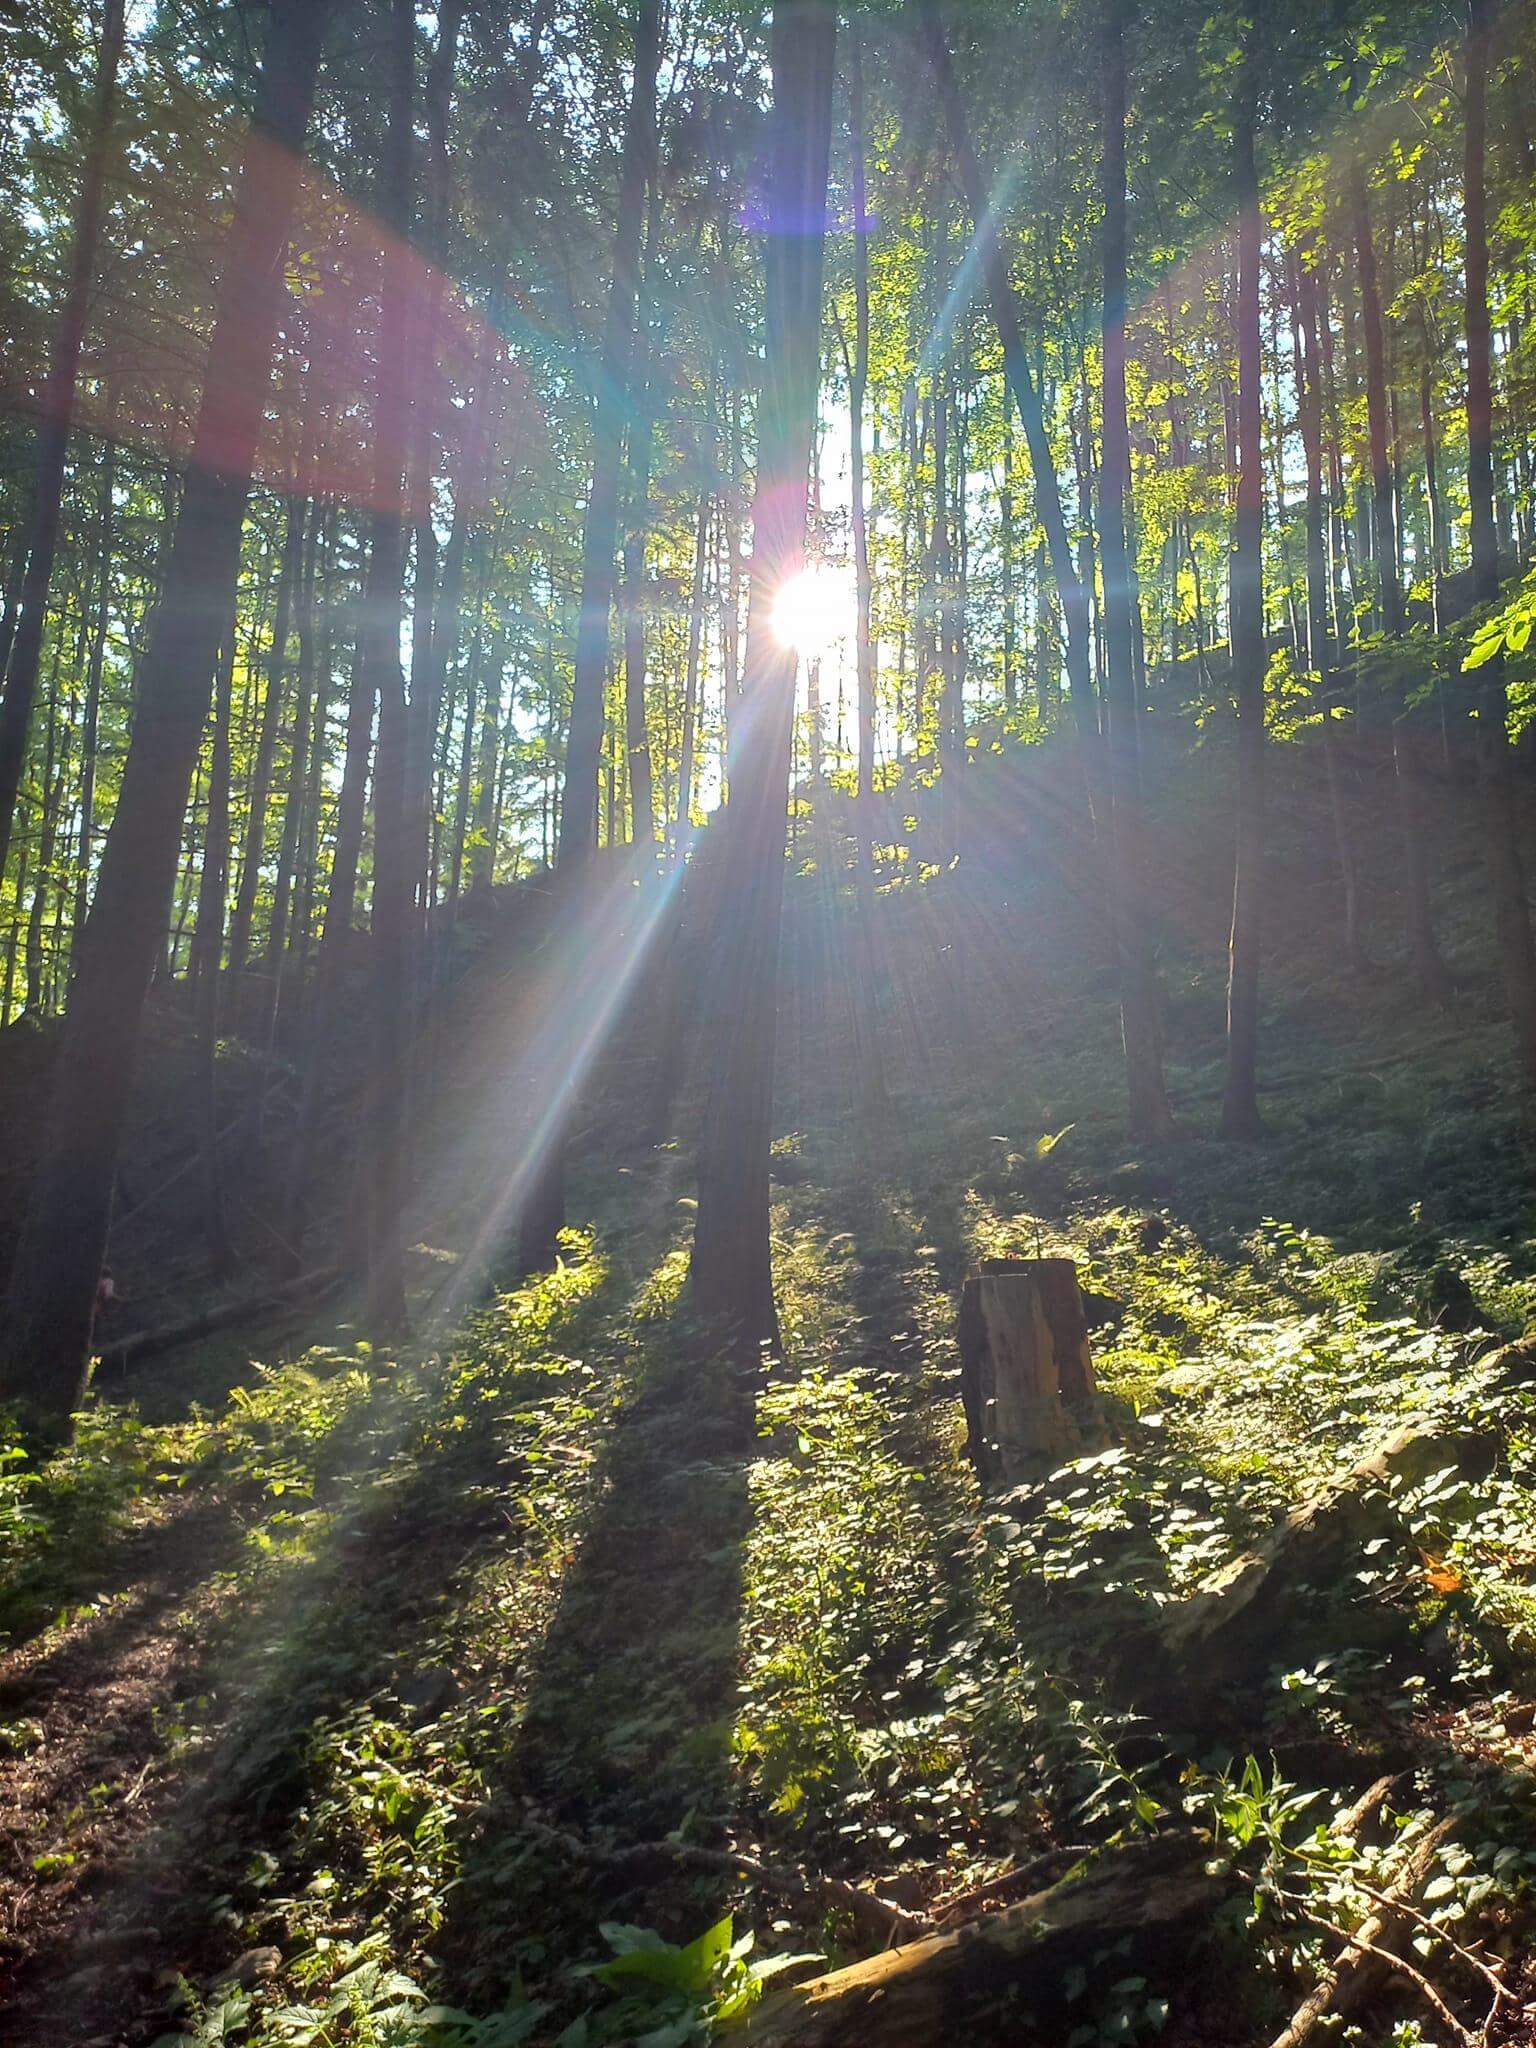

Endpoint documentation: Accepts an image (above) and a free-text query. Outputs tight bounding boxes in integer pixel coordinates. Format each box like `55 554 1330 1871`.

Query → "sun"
771 564 850 659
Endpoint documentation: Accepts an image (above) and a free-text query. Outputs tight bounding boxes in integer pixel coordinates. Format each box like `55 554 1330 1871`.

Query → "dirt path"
0 1492 245 2038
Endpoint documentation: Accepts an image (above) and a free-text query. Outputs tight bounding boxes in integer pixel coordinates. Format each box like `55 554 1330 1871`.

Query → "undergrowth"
8 837 1536 2045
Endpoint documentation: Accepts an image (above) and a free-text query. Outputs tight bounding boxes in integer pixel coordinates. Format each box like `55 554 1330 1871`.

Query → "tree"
360 0 420 1335
690 0 838 1349
0 0 336 1431
1100 0 1174 1139
919 0 1098 775
519 0 662 1273
0 0 126 885
1218 40 1266 1143
1463 0 1536 1079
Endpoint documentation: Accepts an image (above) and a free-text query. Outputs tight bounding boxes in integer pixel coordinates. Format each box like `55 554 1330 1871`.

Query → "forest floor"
4 731 1536 2048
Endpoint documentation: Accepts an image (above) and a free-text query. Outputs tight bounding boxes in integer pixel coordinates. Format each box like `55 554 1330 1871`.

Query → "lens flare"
771 565 849 658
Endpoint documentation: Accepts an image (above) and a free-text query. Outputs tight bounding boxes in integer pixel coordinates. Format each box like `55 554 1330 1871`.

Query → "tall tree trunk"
846 26 885 1107
1359 184 1452 1001
0 0 126 884
192 620 235 1277
74 435 115 943
690 0 837 1347
622 384 656 852
1465 0 1536 1077
1291 251 1371 978
285 627 374 1269
24 666 63 1012
677 487 711 843
360 0 418 1335
1349 161 1402 637
555 0 659 868
0 528 29 694
519 0 660 1272
402 0 468 941
265 504 321 1023
999 407 1016 713
291 505 337 973
1219 65 1266 1142
919 0 1097 789
468 620 507 894
228 493 304 987
1101 0 1174 1139
0 0 333 1429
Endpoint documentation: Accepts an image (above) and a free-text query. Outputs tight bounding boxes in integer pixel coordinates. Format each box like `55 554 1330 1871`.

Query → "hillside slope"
2 726 1536 2048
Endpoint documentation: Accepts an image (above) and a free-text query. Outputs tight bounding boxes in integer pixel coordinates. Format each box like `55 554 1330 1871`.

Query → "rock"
1134 1214 1170 1252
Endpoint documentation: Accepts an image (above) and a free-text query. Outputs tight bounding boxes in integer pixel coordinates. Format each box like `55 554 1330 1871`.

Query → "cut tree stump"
959 1257 1103 1485
742 1835 1225 2047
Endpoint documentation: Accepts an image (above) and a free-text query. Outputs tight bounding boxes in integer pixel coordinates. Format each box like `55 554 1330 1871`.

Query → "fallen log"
1156 1373 1526 1686
741 1835 1225 2047
95 1267 342 1373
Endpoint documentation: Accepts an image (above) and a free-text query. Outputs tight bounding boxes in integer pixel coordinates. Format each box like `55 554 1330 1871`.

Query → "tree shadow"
434 1325 756 2007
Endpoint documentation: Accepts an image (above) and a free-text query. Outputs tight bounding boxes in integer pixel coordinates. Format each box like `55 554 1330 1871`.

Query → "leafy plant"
578 1915 816 2044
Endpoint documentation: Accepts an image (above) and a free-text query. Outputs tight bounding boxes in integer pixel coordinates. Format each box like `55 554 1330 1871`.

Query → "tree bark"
1464 0 1536 1078
1290 251 1370 977
359 0 418 1336
227 492 304 986
0 0 126 885
1349 161 1402 636
742 1838 1221 2048
677 484 712 844
1101 0 1173 1139
845 28 885 1109
1219 66 1266 1142
918 0 1097 788
73 435 115 944
0 0 334 1429
622 315 657 855
519 0 660 1272
285 626 375 1271
192 621 235 1277
690 0 837 1349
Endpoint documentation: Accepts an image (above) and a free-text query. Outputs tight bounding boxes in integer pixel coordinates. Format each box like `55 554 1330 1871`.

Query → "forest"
4 0 1536 2040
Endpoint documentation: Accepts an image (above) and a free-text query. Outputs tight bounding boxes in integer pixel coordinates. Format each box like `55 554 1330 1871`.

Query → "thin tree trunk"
919 0 1096 789
846 26 885 1107
1349 161 1402 636
519 0 660 1272
0 0 126 883
1292 251 1372 979
74 436 115 944
360 0 418 1334
1100 0 1173 1138
466 620 506 896
192 620 235 1276
285 626 374 1269
24 663 63 1012
0 0 334 1429
1465 0 1536 1077
228 493 304 986
1219 63 1266 1142
677 488 711 843
623 353 657 852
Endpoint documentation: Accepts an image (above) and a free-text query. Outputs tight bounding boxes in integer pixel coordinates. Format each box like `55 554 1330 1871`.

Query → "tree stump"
958 1257 1102 1486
